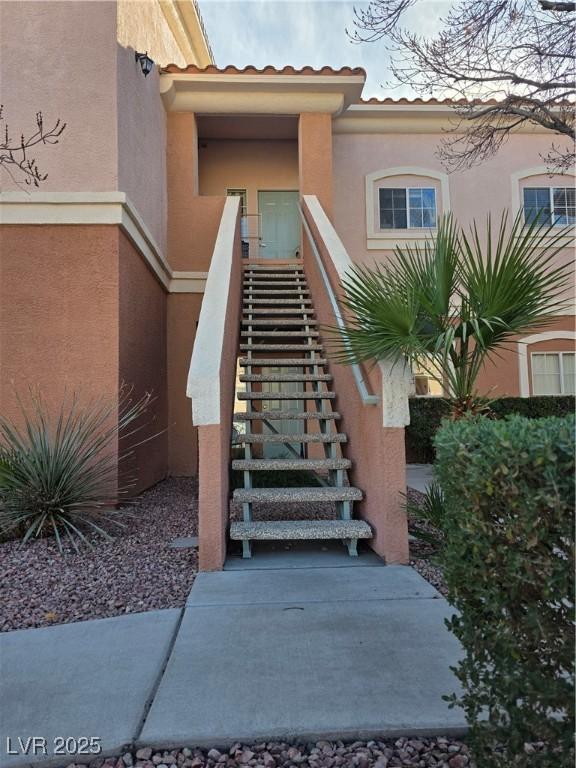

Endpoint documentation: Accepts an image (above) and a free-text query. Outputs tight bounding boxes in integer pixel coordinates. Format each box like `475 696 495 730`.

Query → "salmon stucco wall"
119 231 168 492
117 44 168 255
299 114 333 216
167 112 227 272
476 316 576 397
198 139 299 217
332 132 575 273
0 1 118 193
0 224 120 471
117 0 186 67
168 293 203 475
166 112 228 475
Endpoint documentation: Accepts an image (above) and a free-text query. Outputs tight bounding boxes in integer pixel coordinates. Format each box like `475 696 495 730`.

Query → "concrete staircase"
230 263 372 558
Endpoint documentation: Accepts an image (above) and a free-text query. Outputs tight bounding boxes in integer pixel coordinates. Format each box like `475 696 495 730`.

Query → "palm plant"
330 211 571 416
0 388 153 551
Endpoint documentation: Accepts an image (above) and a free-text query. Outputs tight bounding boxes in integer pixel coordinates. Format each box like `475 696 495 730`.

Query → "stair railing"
299 203 378 406
187 195 242 571
299 194 411 565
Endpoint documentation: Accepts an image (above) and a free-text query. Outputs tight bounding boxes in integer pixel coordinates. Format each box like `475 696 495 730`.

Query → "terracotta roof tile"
357 96 499 105
161 64 366 76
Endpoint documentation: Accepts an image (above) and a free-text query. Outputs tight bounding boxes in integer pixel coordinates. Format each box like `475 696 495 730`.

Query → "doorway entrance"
258 190 300 259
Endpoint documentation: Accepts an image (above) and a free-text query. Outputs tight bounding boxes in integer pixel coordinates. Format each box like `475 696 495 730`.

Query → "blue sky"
198 0 451 99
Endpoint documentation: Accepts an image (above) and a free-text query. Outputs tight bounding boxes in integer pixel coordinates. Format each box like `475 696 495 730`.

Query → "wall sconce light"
135 51 154 77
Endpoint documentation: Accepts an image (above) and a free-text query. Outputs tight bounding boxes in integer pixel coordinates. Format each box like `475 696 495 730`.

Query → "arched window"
365 166 450 249
511 166 575 228
517 331 576 397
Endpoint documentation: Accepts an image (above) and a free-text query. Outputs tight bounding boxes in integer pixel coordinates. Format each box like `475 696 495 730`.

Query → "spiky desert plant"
0 388 153 551
404 481 447 551
329 211 571 417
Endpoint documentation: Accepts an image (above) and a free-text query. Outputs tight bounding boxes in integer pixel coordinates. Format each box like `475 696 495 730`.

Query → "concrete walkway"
1 550 465 767
0 610 181 768
140 554 465 748
406 464 434 494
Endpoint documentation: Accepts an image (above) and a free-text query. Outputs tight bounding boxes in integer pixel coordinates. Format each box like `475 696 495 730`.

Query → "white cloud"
198 0 453 99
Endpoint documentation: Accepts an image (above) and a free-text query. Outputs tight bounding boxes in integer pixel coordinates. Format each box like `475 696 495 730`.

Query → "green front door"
258 190 300 259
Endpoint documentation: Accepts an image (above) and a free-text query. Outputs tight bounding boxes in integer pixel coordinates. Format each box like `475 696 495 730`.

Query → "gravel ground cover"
230 499 337 522
65 738 473 768
406 488 447 596
1 477 447 632
0 478 198 633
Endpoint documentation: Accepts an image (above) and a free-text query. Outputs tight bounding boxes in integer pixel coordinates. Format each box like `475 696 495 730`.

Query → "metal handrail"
299 206 379 407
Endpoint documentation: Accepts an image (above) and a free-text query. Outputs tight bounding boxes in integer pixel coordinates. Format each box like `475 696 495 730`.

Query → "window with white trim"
531 352 575 395
379 187 437 230
523 187 575 227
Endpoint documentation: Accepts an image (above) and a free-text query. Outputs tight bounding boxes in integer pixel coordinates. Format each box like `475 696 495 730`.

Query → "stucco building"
0 1 574 569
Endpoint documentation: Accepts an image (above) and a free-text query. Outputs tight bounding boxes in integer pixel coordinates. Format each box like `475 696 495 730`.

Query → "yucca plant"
329 211 571 417
404 481 447 552
0 388 153 551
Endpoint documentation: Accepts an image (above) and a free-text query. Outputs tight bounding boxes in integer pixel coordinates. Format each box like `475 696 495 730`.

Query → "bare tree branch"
351 0 575 172
539 1 575 11
0 106 66 188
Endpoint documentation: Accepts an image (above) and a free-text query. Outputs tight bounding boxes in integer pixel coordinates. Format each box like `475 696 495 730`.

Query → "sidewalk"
140 561 465 748
1 549 465 767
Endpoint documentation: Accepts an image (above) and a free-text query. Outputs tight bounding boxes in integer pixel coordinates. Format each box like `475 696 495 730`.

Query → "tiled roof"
357 96 499 105
161 64 366 76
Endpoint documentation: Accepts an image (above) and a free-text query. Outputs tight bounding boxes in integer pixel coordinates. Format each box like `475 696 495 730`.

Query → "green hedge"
435 415 575 767
406 396 576 463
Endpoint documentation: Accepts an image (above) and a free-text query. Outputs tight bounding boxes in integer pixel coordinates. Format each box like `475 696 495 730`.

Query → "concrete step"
239 358 327 366
239 432 346 443
242 308 315 315
235 410 339 420
232 458 351 471
244 299 312 305
244 264 304 275
244 280 307 287
240 373 332 383
242 318 318 326
244 266 304 272
230 519 372 542
245 289 310 295
240 330 320 338
240 344 323 351
233 487 363 504
238 391 335 400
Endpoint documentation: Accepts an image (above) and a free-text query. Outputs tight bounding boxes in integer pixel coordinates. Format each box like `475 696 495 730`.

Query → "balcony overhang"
159 65 366 115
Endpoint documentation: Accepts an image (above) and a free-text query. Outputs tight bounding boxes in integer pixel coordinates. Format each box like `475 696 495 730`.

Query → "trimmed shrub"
435 415 575 767
406 395 575 463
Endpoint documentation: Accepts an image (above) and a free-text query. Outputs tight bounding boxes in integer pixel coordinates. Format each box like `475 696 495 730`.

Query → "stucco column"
298 113 333 217
167 112 200 476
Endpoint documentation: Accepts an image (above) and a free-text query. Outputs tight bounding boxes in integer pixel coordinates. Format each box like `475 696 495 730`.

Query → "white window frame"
522 186 575 227
365 166 450 249
379 187 437 231
530 351 575 396
511 166 576 237
517 331 576 397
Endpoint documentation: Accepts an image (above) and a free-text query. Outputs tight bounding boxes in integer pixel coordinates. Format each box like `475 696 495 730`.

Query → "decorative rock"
448 756 469 768
136 749 152 761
